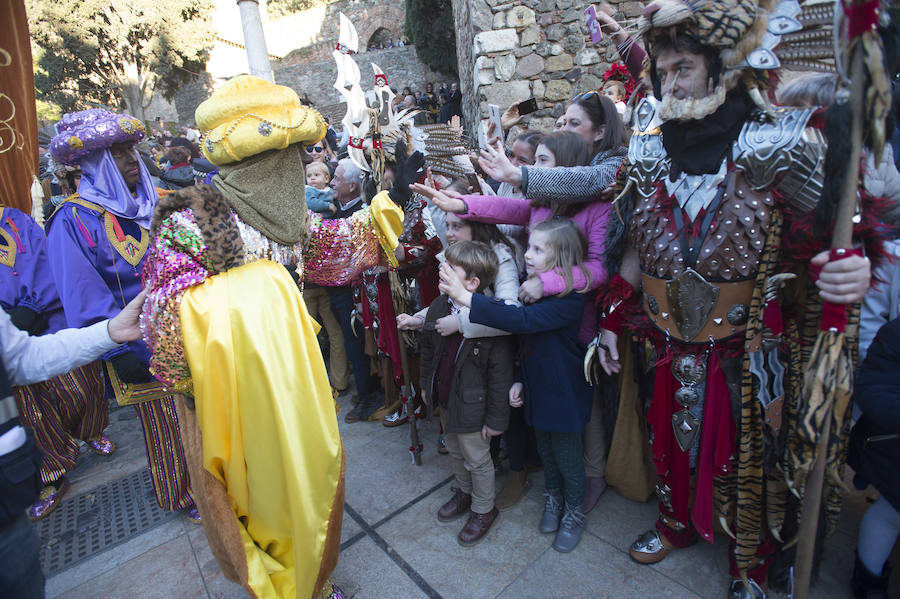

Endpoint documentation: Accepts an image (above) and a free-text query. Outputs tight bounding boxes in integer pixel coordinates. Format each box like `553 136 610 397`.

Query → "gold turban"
196 75 327 166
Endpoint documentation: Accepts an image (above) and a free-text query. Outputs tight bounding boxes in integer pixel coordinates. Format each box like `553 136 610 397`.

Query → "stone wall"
464 0 640 134
274 45 444 122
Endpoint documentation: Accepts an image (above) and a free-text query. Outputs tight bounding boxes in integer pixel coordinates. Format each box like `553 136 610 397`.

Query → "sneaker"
382 404 408 427
538 490 564 534
552 503 585 552
28 477 70 521
436 435 448 455
86 434 115 455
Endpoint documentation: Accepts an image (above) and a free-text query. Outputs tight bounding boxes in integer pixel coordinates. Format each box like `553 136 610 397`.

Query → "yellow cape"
180 260 343 599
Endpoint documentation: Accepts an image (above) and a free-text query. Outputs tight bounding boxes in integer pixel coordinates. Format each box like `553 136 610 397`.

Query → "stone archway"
357 5 407 51
367 27 396 49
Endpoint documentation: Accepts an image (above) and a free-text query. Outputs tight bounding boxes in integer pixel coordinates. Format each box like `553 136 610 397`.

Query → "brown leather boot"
496 469 530 511
437 488 472 522
457 507 499 546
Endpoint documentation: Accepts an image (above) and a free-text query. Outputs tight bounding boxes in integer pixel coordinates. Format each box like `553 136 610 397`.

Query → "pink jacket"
459 194 612 342
459 194 611 295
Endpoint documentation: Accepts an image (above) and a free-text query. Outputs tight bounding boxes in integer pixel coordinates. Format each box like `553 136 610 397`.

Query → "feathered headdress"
332 13 472 188
637 0 839 119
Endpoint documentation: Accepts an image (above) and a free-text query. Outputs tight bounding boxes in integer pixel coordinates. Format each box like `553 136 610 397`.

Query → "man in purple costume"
0 205 113 519
46 109 196 519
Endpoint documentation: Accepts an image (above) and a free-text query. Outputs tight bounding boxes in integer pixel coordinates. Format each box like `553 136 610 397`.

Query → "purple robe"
0 207 68 334
45 199 149 363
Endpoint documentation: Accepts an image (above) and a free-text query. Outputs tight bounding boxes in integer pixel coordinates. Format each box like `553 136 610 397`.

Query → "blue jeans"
328 288 376 397
0 514 44 598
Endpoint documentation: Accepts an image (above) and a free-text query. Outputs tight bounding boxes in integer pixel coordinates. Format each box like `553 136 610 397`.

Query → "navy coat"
470 292 592 433
848 317 900 511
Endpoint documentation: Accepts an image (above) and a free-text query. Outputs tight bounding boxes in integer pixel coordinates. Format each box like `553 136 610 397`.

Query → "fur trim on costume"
151 184 244 274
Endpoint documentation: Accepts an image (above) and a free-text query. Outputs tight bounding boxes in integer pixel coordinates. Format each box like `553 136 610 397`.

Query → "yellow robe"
180 260 343 599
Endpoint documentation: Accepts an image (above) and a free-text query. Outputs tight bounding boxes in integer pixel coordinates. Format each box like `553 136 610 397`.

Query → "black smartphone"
517 98 539 115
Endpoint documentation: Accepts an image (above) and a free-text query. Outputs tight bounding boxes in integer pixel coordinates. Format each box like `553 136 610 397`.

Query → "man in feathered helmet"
140 74 424 599
591 0 884 597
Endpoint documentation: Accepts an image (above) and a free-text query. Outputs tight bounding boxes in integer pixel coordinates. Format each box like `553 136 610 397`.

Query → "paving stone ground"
40 394 890 599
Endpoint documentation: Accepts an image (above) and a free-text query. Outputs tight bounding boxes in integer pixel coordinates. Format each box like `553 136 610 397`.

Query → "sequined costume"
139 180 401 599
0 206 108 486
45 195 194 512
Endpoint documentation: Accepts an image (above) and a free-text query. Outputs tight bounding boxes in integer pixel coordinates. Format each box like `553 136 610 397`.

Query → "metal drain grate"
35 469 178 575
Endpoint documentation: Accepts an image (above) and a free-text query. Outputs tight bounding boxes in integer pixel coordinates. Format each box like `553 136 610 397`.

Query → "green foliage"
27 0 215 118
265 0 322 18
404 0 457 76
35 98 62 123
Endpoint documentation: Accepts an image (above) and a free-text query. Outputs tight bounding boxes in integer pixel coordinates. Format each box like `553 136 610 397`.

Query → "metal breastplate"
630 172 773 283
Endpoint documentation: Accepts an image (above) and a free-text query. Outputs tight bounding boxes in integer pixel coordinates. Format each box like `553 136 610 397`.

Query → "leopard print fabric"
151 184 244 274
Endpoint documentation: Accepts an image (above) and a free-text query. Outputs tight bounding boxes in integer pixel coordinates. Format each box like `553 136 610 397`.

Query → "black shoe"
851 552 890 599
344 390 383 423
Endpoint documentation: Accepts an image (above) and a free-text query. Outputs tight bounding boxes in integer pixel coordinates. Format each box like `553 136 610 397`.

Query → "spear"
792 2 888 595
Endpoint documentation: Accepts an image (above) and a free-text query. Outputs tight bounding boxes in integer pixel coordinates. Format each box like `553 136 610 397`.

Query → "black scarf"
661 90 755 177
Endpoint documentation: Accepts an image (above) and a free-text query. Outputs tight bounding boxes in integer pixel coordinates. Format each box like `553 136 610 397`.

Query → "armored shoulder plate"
627 97 670 197
733 107 825 213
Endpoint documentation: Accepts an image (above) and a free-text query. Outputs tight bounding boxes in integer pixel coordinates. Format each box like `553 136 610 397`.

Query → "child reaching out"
439 219 594 553
420 240 515 546
305 161 338 215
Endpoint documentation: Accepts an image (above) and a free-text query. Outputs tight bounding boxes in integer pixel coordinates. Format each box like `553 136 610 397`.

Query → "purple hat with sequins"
49 109 146 166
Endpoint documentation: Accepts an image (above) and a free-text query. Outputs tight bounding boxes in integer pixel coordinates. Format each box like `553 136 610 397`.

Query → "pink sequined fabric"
142 206 391 387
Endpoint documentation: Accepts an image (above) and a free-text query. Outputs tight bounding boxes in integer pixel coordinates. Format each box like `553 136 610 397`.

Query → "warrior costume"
46 109 194 514
141 75 406 599
0 206 109 516
593 0 892 595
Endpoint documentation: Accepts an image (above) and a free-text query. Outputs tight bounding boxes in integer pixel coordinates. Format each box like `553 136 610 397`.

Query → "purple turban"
49 109 146 166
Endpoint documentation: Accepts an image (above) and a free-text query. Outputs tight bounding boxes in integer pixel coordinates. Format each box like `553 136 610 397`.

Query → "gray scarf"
212 145 308 246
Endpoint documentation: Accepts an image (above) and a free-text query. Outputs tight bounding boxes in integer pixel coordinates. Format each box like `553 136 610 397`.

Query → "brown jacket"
419 295 514 434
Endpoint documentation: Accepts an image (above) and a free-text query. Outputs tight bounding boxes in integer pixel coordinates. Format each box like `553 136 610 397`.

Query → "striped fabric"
14 360 108 485
134 395 194 511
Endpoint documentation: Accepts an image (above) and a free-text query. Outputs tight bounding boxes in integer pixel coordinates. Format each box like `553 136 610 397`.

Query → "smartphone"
487 103 503 142
585 6 603 45
517 98 539 116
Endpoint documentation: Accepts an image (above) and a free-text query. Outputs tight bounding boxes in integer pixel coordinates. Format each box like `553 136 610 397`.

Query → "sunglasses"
307 145 325 153
570 90 602 103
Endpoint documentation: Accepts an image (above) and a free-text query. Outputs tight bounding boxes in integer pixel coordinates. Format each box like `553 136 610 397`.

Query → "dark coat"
469 292 592 433
419 295 514 434
848 317 900 511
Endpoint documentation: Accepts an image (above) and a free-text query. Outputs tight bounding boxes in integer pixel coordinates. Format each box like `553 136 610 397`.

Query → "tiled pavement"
41 393 883 599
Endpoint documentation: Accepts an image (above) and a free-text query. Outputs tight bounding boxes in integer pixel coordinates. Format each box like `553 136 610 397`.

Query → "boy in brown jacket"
420 241 515 546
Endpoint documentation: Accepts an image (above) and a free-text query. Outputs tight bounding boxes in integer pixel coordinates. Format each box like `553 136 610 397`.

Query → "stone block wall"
468 0 639 134
274 45 444 115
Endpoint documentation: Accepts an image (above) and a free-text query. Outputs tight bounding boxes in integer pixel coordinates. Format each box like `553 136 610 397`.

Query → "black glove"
6 306 48 336
110 352 155 384
387 139 426 207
